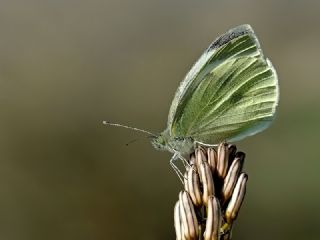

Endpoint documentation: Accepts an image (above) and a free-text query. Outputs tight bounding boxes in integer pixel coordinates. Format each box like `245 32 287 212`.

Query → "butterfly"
104 24 279 177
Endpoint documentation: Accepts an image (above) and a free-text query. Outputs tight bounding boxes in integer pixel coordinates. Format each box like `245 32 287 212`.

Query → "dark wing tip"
207 24 254 52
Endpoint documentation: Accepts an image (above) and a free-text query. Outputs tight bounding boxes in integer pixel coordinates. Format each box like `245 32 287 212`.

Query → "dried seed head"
225 173 248 223
174 145 248 240
207 148 217 174
185 166 202 206
199 162 215 206
179 191 199 240
204 196 222 240
217 143 229 179
221 156 245 203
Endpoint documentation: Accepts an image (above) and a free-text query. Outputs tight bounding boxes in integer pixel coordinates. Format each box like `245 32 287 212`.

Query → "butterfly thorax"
151 129 194 155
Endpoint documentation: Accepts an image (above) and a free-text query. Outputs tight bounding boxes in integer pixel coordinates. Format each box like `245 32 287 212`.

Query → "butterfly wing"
167 24 279 143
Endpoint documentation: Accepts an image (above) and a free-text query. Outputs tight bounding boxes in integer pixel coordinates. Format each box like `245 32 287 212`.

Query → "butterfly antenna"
125 138 140 146
103 121 157 137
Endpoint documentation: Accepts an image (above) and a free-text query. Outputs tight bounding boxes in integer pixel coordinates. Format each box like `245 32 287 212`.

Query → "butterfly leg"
179 154 191 169
170 153 185 184
194 140 219 148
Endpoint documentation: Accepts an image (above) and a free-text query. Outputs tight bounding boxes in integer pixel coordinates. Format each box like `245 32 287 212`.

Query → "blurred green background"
0 0 319 240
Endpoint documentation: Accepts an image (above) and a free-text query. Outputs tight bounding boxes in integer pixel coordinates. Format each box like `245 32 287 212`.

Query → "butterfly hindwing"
167 25 279 144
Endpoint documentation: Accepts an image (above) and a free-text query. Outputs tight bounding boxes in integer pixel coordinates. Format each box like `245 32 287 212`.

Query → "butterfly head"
151 130 194 155
151 134 169 151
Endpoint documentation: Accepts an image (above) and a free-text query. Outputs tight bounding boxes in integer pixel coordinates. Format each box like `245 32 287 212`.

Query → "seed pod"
195 148 207 169
221 156 244 203
225 173 248 223
174 201 184 240
186 166 202 206
179 191 199 240
207 148 217 174
189 153 196 166
216 143 229 179
234 151 246 165
228 144 237 155
221 225 233 240
204 196 222 240
198 146 208 158
184 171 189 192
227 144 237 165
199 162 215 206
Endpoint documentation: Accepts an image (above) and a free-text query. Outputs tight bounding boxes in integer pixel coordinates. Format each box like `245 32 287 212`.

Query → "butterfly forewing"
168 25 279 144
167 25 261 129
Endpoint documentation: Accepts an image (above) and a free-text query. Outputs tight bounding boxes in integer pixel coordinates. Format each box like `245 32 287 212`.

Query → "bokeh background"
0 0 319 240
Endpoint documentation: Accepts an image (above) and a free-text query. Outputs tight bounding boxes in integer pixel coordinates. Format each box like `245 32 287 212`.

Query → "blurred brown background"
0 0 319 240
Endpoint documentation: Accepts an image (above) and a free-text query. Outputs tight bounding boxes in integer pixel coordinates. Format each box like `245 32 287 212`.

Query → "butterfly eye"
174 137 185 141
151 135 166 150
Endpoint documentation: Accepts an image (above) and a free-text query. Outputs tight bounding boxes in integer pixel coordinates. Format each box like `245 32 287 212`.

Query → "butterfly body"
151 24 279 154
151 130 194 155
